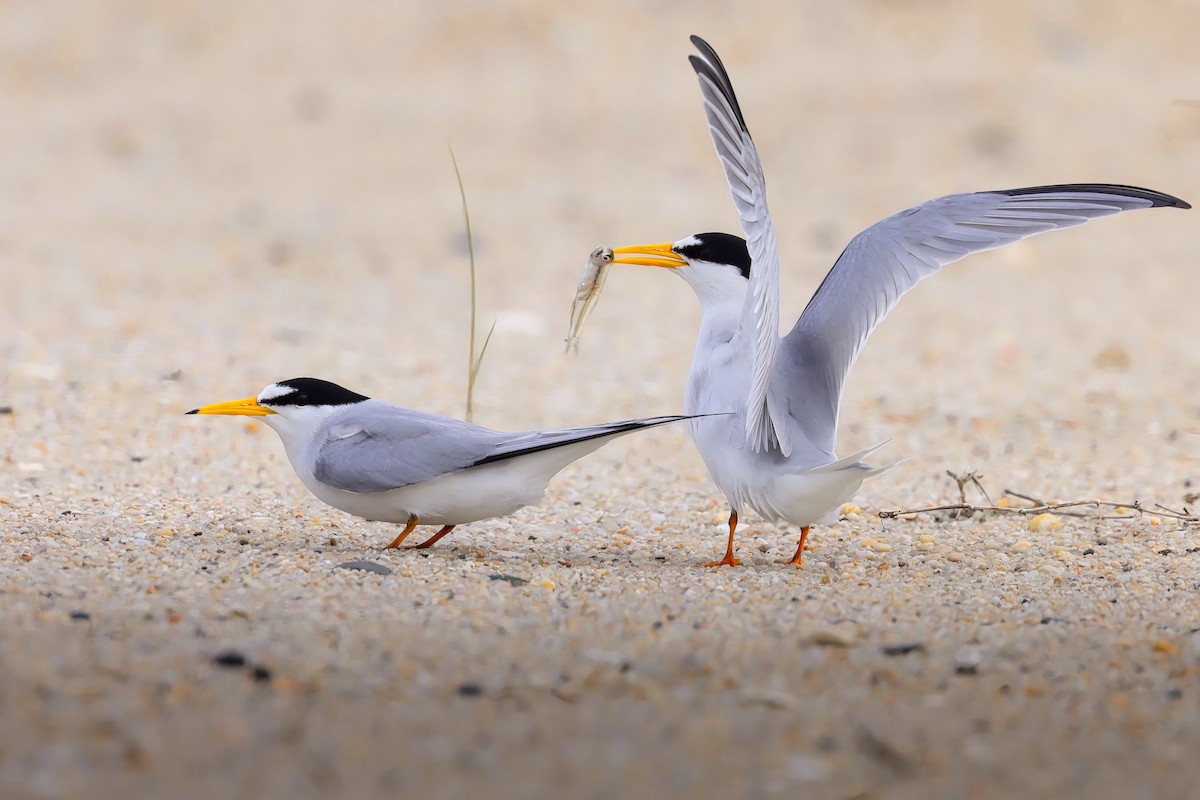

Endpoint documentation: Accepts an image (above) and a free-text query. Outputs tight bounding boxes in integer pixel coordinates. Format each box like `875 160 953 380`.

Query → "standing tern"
189 377 702 549
610 35 1190 567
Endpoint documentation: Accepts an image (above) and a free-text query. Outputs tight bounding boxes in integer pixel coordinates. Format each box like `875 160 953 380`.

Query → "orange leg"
409 525 456 549
705 510 741 568
383 515 419 549
781 526 811 567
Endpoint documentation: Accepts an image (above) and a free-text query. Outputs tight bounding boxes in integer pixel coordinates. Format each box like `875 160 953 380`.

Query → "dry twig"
449 144 496 423
880 498 1198 523
879 471 1199 524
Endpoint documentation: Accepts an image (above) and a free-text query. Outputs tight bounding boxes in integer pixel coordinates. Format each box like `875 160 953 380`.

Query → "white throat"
260 403 343 461
674 262 748 342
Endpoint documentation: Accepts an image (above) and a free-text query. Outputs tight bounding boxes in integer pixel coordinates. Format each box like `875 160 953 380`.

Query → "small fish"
564 246 614 353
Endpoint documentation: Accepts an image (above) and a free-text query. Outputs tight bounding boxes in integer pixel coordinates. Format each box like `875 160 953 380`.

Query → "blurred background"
2 3 1198 797
3 1 1197 481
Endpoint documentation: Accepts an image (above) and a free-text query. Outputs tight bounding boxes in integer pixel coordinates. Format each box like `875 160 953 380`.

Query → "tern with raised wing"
610 35 1189 567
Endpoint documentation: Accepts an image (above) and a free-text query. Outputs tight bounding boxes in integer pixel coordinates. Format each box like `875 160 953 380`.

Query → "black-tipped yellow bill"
611 243 687 269
186 396 275 416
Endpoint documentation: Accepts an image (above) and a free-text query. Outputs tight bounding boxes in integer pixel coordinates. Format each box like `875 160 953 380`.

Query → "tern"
189 377 700 549
610 35 1189 567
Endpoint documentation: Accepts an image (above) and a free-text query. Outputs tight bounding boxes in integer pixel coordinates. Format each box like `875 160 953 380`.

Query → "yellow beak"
186 396 276 417
610 242 688 269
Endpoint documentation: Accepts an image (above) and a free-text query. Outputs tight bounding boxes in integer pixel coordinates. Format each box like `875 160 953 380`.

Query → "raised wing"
777 184 1189 455
688 36 788 455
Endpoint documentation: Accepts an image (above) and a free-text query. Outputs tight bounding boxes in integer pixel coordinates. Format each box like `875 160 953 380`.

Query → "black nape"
268 378 370 407
677 232 752 279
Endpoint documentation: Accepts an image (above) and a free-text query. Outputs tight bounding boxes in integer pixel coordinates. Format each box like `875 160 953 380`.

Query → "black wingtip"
687 35 749 133
993 183 1190 209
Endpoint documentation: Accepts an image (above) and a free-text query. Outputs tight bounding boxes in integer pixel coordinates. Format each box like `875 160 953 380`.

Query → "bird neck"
677 265 747 343
261 405 342 465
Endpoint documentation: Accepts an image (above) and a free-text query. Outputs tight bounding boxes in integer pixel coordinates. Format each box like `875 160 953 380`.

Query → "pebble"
1028 513 1064 532
809 624 857 648
212 650 247 668
743 689 799 711
955 647 983 676
335 560 392 575
488 573 529 586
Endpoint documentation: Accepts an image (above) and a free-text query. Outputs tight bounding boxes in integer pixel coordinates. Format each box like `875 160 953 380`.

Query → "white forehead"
257 383 295 403
673 235 701 250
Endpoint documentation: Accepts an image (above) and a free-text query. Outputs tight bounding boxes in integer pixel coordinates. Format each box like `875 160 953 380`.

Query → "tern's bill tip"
185 409 198 415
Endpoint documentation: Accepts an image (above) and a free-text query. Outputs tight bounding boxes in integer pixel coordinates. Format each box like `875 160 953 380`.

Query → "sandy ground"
3 1 1200 798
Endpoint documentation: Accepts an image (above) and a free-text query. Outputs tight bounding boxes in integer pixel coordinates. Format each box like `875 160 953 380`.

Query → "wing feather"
689 36 788 455
777 184 1189 455
312 403 698 494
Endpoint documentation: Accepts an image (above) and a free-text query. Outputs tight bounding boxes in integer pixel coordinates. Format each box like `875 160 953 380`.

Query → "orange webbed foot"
779 526 811 568
704 510 741 567
406 524 456 550
383 516 419 549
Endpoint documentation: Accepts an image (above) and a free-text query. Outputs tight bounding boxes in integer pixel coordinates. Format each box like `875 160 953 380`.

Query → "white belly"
285 434 626 528
687 412 870 526
301 460 546 526
685 346 879 527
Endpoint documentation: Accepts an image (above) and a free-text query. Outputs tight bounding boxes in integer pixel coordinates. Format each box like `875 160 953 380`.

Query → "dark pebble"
1167 687 1184 700
251 666 272 683
1160 549 1174 556
213 650 247 668
335 560 392 575
457 682 484 697
488 573 529 586
881 642 926 656
955 664 979 676
69 611 91 621
0 407 12 415
1082 548 1095 555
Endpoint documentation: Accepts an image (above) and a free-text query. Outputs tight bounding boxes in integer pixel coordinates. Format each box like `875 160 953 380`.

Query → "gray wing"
313 403 696 493
688 36 787 456
312 403 508 493
777 184 1190 455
